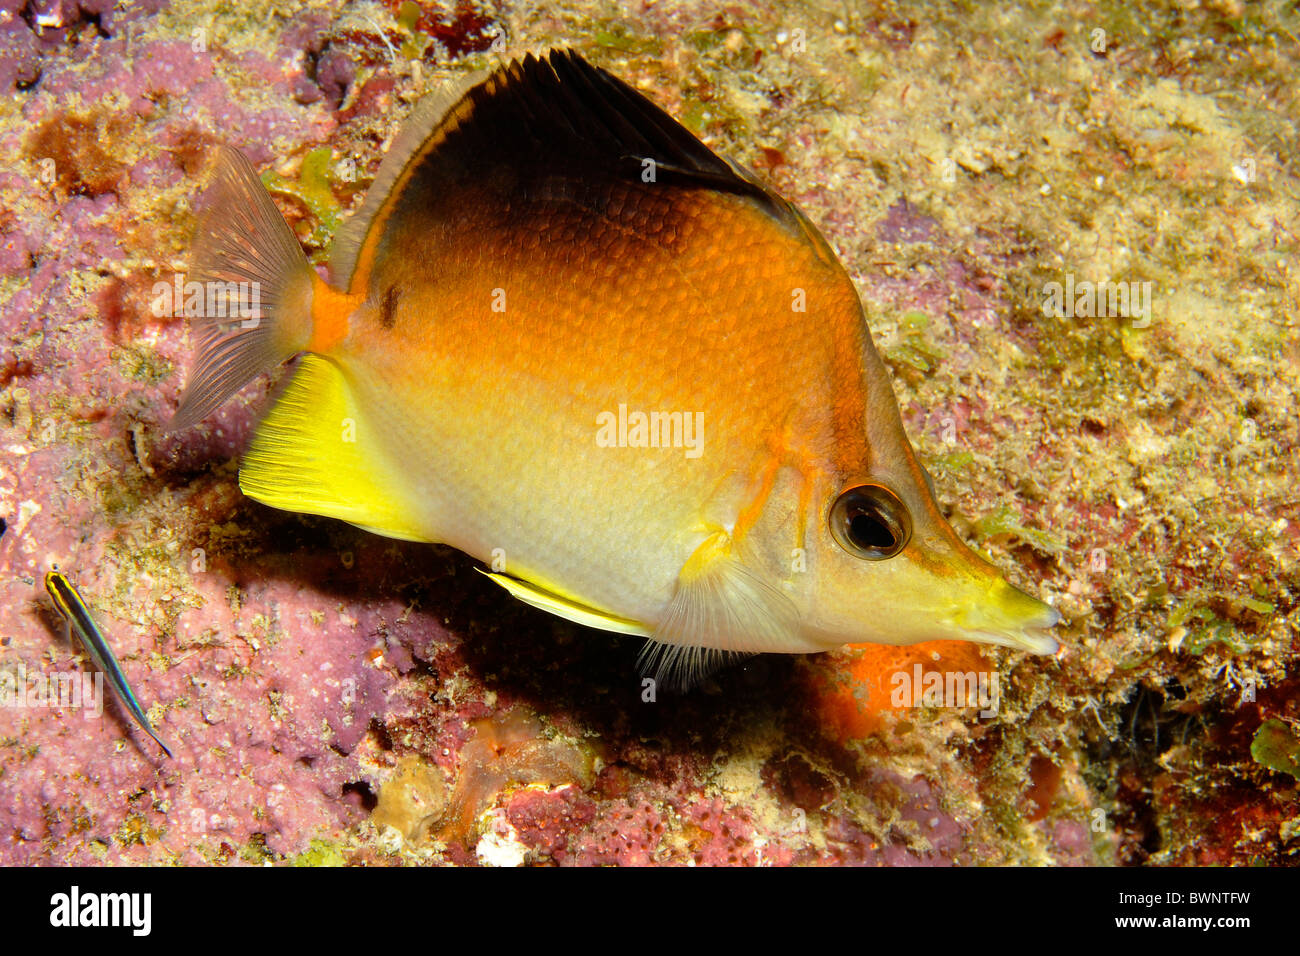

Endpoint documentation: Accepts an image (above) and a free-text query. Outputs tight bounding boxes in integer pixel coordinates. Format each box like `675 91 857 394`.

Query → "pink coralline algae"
1 0 1295 868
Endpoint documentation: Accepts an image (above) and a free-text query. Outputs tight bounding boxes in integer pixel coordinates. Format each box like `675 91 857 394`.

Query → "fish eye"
829 484 912 560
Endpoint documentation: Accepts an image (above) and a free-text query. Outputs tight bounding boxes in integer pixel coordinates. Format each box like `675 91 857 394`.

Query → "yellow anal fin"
239 354 431 542
478 569 650 636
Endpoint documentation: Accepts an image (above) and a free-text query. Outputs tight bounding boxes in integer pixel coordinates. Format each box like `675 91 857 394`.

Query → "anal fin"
478 569 650 636
239 354 431 542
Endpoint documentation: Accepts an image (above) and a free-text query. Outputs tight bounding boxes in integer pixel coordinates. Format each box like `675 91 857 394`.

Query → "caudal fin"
168 146 316 432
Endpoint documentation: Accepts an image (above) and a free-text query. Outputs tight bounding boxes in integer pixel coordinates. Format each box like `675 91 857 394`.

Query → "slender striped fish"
44 568 173 758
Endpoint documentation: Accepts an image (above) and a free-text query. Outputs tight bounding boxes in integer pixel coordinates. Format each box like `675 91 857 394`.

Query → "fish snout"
952 578 1062 655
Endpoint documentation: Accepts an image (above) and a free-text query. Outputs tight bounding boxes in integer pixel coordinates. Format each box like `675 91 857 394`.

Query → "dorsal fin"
330 48 798 290
328 72 486 287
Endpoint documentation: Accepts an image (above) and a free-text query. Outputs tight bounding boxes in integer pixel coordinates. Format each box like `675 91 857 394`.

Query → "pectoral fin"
640 531 802 690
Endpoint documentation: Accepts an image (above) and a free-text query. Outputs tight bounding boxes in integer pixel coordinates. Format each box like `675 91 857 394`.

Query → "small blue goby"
44 568 173 758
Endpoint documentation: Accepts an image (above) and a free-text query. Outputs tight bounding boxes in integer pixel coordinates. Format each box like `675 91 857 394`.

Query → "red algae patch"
24 111 133 199
436 707 598 850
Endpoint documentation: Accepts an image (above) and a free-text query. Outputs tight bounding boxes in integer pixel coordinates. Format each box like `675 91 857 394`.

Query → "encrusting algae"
170 48 1061 688
1 0 1293 868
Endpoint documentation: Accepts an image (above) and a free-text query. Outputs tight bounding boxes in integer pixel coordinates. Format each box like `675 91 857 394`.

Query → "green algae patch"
929 450 974 477
974 505 1065 557
262 147 345 259
883 311 947 374
591 20 663 56
1169 597 1273 655
1250 720 1300 781
395 1 430 60
289 837 349 867
239 833 274 864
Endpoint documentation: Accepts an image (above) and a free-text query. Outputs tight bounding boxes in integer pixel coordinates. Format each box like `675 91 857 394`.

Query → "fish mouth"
966 619 1061 656
952 584 1063 656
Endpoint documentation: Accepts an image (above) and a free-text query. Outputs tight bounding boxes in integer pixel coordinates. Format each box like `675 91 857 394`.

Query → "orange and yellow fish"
170 49 1060 686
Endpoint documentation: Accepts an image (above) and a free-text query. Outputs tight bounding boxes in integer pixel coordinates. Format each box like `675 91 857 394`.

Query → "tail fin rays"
168 146 316 432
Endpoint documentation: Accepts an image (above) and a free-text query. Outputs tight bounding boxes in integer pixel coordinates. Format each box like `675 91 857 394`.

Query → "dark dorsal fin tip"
486 49 778 208
527 51 646 163
553 50 721 175
519 54 590 145
548 50 658 157
332 48 802 287
565 51 718 168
